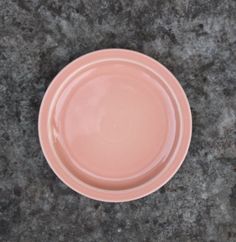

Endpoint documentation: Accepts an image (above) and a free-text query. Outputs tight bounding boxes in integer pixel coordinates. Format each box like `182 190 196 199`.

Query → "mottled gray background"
0 0 236 241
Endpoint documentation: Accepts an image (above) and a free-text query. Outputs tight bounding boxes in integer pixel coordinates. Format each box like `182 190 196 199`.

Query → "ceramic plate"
38 49 192 202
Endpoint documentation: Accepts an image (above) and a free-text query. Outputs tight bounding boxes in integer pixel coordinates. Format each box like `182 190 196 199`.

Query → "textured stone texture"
0 0 236 241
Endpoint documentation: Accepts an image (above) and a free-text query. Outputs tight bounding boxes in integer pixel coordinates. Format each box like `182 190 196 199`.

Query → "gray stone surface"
0 0 236 241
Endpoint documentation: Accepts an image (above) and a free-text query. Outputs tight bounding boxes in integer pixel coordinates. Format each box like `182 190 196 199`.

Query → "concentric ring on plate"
38 49 192 202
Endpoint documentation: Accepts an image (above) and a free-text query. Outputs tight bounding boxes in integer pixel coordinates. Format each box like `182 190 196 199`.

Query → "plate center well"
52 61 176 181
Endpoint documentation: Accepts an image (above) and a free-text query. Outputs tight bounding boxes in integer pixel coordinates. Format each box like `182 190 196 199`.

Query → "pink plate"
38 49 192 202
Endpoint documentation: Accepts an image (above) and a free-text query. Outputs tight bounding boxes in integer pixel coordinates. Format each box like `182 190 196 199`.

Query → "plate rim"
38 48 192 202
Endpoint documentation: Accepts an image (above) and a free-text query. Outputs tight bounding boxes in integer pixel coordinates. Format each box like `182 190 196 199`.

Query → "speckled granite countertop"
0 0 236 241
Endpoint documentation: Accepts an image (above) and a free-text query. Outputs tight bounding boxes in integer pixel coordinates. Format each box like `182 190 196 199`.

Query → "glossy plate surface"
38 49 192 202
